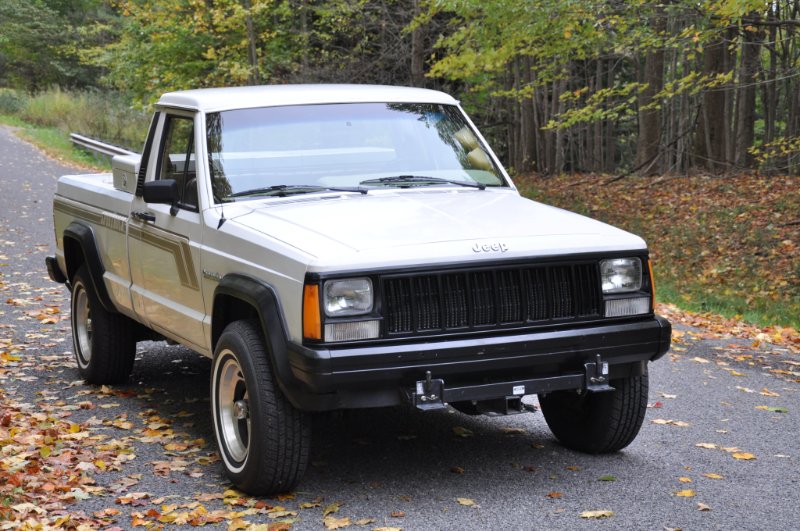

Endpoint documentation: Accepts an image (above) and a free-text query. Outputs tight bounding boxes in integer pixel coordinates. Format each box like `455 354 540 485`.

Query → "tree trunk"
735 15 762 168
635 47 665 174
410 0 425 87
695 35 728 173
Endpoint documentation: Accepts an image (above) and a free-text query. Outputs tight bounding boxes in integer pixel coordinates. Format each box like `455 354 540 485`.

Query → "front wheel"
211 320 310 494
538 372 649 453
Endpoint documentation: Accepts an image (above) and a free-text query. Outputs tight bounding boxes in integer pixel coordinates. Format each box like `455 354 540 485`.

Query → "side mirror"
143 179 178 214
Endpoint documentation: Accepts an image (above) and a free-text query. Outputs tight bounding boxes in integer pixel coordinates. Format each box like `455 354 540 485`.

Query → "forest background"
0 0 798 333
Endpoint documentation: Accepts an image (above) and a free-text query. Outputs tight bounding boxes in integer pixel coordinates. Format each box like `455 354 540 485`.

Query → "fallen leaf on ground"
452 426 474 438
456 498 476 506
675 489 696 498
732 452 756 460
323 503 341 517
703 473 724 479
580 510 613 519
450 466 465 474
598 475 616 482
390 511 405 518
651 419 689 427
755 406 788 413
679 477 692 483
323 516 351 529
697 502 711 511
695 443 718 449
760 388 780 397
547 492 563 499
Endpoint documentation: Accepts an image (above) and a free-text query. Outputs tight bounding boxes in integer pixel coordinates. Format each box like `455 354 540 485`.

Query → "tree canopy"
2 0 799 176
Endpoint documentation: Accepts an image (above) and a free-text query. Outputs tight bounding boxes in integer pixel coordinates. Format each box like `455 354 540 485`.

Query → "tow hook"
412 371 446 410
584 354 615 393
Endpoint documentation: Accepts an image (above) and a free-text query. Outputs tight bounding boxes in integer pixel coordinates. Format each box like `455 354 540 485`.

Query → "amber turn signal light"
303 284 322 340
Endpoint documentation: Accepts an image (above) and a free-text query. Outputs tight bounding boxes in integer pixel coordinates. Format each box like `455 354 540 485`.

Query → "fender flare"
63 221 117 313
212 274 319 409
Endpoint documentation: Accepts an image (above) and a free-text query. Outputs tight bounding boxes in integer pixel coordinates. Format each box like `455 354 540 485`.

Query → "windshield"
205 103 507 202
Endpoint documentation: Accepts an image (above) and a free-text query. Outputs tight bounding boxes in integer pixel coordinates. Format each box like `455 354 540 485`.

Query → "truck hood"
228 190 646 271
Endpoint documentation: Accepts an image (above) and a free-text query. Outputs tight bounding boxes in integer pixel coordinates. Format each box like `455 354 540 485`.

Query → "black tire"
211 319 311 494
70 264 136 384
538 372 649 453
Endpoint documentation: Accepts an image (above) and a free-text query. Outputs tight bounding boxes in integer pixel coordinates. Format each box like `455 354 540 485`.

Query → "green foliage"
0 0 113 90
1 88 150 152
0 89 27 115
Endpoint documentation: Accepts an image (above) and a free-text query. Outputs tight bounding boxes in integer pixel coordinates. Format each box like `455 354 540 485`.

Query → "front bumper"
284 315 671 410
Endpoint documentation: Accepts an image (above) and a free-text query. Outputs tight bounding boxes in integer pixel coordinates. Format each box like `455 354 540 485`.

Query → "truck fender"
63 221 117 313
212 274 313 409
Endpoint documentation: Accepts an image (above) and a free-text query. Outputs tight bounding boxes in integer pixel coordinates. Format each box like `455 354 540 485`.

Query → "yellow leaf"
679 477 692 483
732 452 756 460
323 503 341 517
40 446 52 458
580 510 613 519
323 516 351 529
695 443 717 449
760 388 780 397
675 489 696 498
456 498 476 506
703 473 724 480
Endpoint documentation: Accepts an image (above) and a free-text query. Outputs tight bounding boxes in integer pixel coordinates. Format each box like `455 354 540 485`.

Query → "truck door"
128 111 207 352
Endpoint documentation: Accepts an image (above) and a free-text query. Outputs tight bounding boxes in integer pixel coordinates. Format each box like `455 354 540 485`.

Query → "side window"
158 115 198 210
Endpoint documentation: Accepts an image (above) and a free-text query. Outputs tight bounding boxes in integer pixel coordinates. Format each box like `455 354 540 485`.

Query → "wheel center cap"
233 399 249 420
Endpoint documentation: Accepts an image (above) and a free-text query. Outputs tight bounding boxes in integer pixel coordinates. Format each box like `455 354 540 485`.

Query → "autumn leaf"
598 475 616 482
697 502 712 512
323 503 341 517
651 419 689 427
695 443 718 449
580 510 613 519
450 466 465 474
390 511 405 517
732 452 756 460
755 406 788 413
760 388 780 397
547 492 563 499
675 489 696 498
452 426 474 438
679 477 692 483
353 518 375 526
456 498 476 507
703 473 724 480
323 516 351 529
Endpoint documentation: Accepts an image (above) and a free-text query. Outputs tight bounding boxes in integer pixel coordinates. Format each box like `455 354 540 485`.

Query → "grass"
520 173 800 331
0 114 108 170
0 87 151 169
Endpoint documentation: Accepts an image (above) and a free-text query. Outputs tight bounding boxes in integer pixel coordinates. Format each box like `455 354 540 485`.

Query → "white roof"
157 84 458 112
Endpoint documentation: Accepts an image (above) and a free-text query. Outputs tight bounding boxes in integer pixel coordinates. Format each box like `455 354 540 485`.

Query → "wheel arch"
212 274 307 409
63 221 117 313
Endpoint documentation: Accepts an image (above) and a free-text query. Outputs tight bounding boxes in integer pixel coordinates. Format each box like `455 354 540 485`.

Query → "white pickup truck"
47 84 671 494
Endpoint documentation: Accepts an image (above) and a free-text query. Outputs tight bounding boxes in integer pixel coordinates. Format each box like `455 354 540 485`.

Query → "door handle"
132 211 156 222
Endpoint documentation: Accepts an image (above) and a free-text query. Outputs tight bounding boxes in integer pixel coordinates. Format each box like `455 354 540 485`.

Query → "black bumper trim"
45 256 67 284
285 315 671 409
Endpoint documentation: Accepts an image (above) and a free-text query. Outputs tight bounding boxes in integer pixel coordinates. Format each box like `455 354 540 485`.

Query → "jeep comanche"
47 84 671 494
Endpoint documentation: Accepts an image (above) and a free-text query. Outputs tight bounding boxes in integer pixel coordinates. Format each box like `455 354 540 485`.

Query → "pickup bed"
47 84 671 494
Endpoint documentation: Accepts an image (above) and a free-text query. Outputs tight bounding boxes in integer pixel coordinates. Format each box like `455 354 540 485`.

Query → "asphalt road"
1 124 798 530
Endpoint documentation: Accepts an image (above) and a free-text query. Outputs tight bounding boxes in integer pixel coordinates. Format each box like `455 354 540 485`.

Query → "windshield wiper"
359 175 486 190
229 184 368 198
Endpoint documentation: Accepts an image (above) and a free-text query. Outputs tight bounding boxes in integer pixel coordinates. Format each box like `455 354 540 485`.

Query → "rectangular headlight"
324 278 373 316
600 258 642 293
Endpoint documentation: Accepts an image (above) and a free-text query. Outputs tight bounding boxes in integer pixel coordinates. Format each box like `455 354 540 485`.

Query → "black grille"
383 263 601 335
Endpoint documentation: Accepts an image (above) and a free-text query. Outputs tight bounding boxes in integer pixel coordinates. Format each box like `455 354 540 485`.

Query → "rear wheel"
538 372 648 453
70 265 135 383
211 320 311 494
